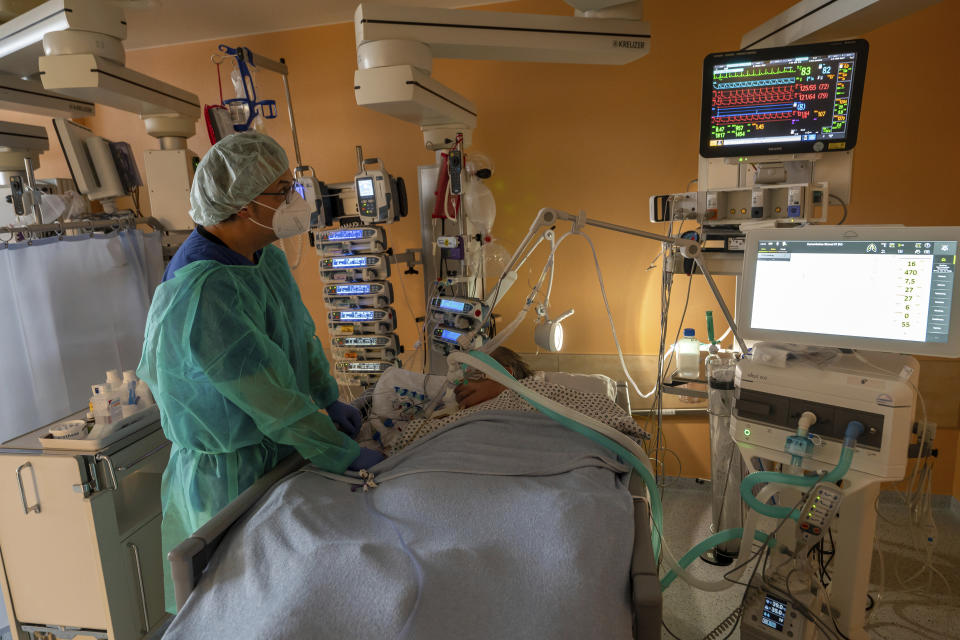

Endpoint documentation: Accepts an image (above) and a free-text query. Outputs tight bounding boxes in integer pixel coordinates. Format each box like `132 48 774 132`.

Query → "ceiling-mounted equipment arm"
0 0 199 140
355 3 650 65
740 0 941 49
353 1 650 149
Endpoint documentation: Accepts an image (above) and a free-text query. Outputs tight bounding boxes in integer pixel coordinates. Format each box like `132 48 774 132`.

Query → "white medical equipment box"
0 410 169 639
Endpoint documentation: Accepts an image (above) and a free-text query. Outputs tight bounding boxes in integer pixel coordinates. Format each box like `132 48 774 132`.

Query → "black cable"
829 194 848 225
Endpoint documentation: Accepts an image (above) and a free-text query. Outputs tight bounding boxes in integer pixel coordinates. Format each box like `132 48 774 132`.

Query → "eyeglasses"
261 181 302 205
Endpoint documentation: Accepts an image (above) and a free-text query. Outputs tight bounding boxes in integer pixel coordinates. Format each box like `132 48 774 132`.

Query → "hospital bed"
166 388 662 639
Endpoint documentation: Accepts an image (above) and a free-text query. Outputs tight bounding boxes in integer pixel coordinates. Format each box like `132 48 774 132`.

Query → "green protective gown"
137 244 360 613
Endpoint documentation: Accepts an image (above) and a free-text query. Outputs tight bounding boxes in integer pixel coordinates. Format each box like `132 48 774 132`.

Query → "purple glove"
348 447 386 471
326 400 362 438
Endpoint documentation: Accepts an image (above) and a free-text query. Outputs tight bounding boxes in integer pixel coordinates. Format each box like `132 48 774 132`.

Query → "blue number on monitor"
440 329 461 342
332 257 368 268
327 229 366 240
438 298 468 312
340 311 375 321
336 284 371 295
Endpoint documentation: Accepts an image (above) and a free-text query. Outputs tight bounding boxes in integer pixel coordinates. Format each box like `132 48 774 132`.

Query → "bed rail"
168 453 307 610
629 472 662 639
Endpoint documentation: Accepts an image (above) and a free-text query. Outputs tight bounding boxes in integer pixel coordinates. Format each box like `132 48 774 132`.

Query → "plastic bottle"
122 370 138 405
676 328 701 379
135 380 154 409
90 384 122 429
105 369 122 390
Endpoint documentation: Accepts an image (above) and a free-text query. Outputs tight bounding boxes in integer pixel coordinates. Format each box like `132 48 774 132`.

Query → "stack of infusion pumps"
312 147 407 387
428 294 488 355
318 226 400 386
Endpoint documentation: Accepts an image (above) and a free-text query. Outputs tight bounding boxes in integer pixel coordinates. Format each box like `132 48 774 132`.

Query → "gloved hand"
348 447 386 471
326 400 362 439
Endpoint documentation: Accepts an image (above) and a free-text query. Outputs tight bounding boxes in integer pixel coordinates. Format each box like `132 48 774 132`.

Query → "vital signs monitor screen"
700 39 868 157
750 239 956 344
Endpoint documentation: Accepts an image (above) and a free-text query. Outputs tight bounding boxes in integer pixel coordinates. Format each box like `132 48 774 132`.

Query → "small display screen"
326 229 367 240
349 361 386 372
437 298 469 312
439 328 461 343
331 257 370 268
341 336 384 347
761 595 787 631
337 310 376 321
357 178 375 198
335 284 372 295
294 181 307 200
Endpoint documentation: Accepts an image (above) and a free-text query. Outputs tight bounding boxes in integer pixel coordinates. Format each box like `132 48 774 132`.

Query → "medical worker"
137 132 383 613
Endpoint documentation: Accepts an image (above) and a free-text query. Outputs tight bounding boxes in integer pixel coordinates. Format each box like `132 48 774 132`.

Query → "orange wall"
54 0 960 493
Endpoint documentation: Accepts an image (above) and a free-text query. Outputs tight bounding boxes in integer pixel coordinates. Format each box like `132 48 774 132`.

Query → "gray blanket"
164 411 637 640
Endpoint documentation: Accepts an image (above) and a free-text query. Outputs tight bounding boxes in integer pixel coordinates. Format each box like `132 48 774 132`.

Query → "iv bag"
230 66 264 132
463 178 496 234
482 240 511 286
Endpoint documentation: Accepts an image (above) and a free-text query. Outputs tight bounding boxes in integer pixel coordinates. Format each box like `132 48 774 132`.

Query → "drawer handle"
16 462 41 515
128 542 150 633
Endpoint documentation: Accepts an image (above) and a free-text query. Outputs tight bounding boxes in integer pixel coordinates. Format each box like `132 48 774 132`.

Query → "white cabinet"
0 416 168 640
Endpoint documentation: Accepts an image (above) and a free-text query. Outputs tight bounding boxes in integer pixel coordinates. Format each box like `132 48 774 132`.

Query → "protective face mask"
250 190 311 239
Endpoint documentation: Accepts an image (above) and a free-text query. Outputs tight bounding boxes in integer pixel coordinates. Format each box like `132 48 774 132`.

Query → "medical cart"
0 409 169 640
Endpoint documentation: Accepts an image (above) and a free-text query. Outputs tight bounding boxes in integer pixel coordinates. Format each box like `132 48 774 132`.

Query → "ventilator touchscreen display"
751 240 956 343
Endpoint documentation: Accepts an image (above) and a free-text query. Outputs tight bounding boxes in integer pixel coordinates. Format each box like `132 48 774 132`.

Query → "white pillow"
541 371 618 403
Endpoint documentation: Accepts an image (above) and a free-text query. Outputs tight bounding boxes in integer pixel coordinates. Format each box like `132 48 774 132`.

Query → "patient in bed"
355 348 646 457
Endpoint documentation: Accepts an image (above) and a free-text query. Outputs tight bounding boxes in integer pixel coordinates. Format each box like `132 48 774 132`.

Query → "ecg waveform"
714 77 797 90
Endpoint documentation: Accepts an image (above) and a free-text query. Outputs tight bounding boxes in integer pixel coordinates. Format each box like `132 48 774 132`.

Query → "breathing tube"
739 420 864 521
452 350 776 593
449 350 665 560
453 350 868 594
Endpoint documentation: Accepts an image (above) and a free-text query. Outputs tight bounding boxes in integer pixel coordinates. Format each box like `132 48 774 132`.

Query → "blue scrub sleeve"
188 283 360 473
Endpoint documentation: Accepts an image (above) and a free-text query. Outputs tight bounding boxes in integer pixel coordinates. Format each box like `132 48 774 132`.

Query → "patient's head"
490 347 532 380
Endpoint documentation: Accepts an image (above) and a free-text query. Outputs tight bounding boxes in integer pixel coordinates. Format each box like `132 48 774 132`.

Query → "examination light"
534 308 574 352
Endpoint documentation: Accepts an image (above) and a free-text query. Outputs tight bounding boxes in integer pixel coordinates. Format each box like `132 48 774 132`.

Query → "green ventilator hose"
453 352 862 594
739 422 862 520
456 350 665 560
659 528 776 590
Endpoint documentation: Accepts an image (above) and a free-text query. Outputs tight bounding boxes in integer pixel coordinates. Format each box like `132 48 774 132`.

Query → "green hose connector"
466 350 665 560
706 310 716 345
739 447 854 520
659 528 777 590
